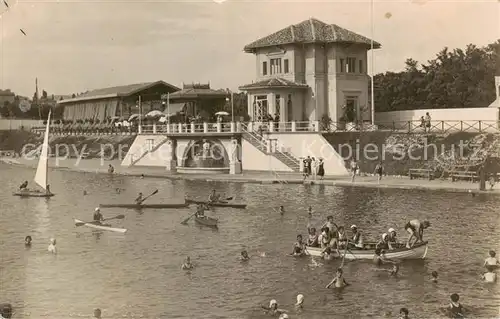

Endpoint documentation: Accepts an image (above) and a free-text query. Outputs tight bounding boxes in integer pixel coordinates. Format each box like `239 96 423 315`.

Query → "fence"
0 119 43 130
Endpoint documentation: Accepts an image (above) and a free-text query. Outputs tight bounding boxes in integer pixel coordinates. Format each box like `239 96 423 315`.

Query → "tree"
373 40 499 112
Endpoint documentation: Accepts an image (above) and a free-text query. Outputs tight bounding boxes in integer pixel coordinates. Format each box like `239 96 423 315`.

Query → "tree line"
372 40 499 112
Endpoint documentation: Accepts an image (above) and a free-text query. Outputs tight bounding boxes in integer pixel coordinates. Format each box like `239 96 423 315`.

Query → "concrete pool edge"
2 158 498 196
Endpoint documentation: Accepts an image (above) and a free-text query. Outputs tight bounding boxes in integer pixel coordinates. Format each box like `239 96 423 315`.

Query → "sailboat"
13 111 54 197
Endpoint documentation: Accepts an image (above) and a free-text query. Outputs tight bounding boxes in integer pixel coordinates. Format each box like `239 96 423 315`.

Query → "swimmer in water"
431 271 438 283
25 235 32 247
388 263 400 276
484 250 498 271
261 299 286 316
93 308 102 319
291 235 308 256
181 257 194 270
448 293 465 318
482 270 497 283
48 238 57 254
295 294 304 309
399 308 409 319
321 246 333 261
278 206 285 216
326 268 350 288
240 250 250 261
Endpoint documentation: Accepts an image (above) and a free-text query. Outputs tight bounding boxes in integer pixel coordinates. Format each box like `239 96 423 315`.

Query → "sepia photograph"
0 0 498 318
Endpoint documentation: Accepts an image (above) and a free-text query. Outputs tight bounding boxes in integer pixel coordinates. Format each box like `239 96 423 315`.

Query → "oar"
137 189 158 204
181 213 196 225
75 214 125 226
340 240 349 268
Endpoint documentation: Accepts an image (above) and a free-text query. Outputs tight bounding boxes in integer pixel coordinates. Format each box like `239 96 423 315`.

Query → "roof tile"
239 77 309 90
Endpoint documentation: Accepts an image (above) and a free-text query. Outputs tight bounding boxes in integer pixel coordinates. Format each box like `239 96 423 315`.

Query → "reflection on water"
0 163 499 318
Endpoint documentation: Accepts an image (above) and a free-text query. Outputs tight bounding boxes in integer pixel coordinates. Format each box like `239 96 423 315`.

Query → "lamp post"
370 0 375 126
137 95 142 133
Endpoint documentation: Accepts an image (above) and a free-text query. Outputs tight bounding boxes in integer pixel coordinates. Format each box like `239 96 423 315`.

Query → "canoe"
186 198 247 209
74 219 127 233
13 191 55 197
195 216 218 227
99 203 188 209
305 241 428 260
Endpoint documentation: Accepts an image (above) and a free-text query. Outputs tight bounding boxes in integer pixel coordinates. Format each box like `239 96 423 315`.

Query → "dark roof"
244 18 381 53
57 81 180 104
239 78 309 90
169 83 227 99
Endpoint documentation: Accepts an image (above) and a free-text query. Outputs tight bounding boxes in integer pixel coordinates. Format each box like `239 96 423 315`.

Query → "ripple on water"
0 164 499 318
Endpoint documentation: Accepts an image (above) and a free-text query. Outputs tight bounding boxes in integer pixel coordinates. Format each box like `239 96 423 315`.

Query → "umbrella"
128 114 143 121
146 110 164 118
215 111 229 116
159 117 167 123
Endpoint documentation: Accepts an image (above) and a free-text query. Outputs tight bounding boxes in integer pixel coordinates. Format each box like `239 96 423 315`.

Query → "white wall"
121 135 167 166
375 108 500 132
267 132 349 176
0 119 43 130
241 139 292 172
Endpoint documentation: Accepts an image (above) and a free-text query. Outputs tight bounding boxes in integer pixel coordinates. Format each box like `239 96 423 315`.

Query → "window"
253 95 268 121
275 95 281 118
284 59 289 73
339 59 345 73
346 57 356 73
262 61 268 76
358 60 363 73
270 58 282 74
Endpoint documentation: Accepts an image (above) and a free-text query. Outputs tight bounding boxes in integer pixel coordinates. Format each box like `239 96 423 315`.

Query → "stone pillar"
153 124 157 134
230 122 236 133
165 139 177 172
216 122 222 133
268 121 274 132
236 122 242 132
313 120 320 132
203 123 208 133
299 157 304 172
266 140 272 153
177 123 182 133
291 121 296 132
166 124 171 134
247 122 253 132
229 138 242 174
190 123 195 133
138 125 142 134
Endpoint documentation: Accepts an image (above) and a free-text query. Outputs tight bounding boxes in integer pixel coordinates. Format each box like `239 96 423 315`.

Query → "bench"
409 168 434 180
450 171 478 182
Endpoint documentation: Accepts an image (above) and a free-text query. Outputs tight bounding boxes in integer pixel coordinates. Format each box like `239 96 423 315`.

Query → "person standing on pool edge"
374 161 384 184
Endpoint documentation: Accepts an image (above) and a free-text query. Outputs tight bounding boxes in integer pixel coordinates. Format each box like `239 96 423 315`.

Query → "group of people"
349 160 385 184
302 156 325 181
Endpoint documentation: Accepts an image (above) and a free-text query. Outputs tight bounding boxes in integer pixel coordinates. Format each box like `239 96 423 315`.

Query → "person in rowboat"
483 250 498 271
93 208 104 224
208 189 221 203
195 204 206 218
135 192 143 204
326 268 350 288
336 226 348 248
19 180 28 190
387 228 398 249
376 233 390 250
349 225 363 248
307 228 319 247
404 219 430 248
181 257 194 270
322 216 338 237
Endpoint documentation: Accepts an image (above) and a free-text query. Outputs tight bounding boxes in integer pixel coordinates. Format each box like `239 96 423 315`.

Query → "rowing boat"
13 190 55 197
195 216 218 227
186 198 247 209
305 241 428 260
74 219 127 233
99 203 188 209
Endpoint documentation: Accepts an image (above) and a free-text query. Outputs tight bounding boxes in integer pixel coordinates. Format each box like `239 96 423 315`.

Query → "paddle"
340 239 349 268
75 214 125 226
181 213 197 225
137 189 158 204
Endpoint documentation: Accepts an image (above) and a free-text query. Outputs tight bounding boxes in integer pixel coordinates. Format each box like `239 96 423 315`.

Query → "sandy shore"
2 156 498 195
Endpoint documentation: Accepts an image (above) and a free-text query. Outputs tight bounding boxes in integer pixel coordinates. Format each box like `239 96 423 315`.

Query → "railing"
32 120 500 136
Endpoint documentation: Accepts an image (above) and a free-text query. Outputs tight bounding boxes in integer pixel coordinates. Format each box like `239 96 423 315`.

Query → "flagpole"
138 95 142 133
370 0 375 125
167 92 170 129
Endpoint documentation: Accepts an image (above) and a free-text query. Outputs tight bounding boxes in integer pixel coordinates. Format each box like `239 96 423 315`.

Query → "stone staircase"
128 138 169 167
241 125 301 172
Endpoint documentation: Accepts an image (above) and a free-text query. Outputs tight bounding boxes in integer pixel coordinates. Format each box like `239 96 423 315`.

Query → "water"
0 162 499 319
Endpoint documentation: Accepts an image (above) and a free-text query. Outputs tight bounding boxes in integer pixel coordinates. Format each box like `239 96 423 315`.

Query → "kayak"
304 241 428 260
74 219 127 233
185 198 247 209
195 216 218 227
13 191 55 197
99 203 188 209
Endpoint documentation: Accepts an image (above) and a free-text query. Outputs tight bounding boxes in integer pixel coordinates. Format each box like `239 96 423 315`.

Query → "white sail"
34 111 51 190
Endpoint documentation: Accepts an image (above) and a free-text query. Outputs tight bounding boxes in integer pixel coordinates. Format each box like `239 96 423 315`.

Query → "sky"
0 0 498 97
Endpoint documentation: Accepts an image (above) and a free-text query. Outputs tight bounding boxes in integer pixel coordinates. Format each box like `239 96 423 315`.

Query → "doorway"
344 96 358 123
